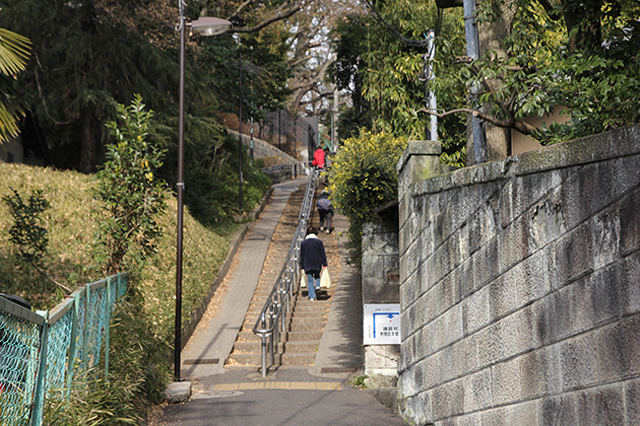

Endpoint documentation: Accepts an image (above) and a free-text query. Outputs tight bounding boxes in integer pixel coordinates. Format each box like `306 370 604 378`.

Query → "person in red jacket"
311 147 325 169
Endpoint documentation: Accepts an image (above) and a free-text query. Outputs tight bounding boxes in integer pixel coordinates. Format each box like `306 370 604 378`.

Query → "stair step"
246 308 327 325
279 353 317 366
228 352 317 366
237 330 324 343
291 303 329 314
287 322 324 332
232 341 320 354
290 310 328 319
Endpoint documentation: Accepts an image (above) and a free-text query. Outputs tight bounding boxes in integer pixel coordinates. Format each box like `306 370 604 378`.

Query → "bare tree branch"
291 57 333 108
299 91 334 105
232 5 302 33
228 0 255 20
30 261 73 293
291 56 311 68
417 107 536 135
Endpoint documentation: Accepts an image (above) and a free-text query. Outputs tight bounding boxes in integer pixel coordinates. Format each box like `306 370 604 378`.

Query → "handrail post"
65 294 80 398
105 277 111 380
284 276 291 312
30 310 49 426
83 285 90 374
279 290 286 333
260 313 267 377
269 311 276 366
261 333 268 378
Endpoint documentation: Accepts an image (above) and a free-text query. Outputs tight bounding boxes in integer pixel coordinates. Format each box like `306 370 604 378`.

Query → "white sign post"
363 304 401 345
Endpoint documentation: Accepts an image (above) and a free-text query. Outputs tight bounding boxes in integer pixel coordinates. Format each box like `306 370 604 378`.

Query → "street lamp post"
174 9 230 382
238 53 243 211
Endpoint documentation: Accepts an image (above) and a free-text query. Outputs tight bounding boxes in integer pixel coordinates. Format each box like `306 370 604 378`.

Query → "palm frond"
0 27 31 76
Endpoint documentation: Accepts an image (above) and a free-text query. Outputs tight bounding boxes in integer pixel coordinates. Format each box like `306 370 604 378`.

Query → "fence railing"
0 272 128 426
260 161 312 184
253 170 318 376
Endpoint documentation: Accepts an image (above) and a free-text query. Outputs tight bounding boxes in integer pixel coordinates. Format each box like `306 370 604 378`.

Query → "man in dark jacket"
299 227 327 301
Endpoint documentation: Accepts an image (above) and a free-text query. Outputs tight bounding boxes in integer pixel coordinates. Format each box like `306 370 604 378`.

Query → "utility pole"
463 0 487 164
331 89 338 152
427 30 437 141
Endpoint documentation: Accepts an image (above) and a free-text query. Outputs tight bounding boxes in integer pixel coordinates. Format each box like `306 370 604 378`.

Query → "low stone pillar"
362 208 400 388
396 140 443 201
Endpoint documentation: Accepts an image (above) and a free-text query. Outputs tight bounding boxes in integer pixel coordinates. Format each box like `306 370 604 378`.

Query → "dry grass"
0 162 235 344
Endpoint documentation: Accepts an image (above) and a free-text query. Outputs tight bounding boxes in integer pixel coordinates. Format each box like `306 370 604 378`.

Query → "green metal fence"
0 272 128 426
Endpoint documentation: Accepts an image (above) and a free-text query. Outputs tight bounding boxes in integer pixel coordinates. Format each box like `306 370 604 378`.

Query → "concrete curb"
180 187 274 351
165 381 192 404
167 187 274 404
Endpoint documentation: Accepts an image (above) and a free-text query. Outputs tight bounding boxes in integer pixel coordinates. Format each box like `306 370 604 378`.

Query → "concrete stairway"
227 286 333 367
226 182 340 369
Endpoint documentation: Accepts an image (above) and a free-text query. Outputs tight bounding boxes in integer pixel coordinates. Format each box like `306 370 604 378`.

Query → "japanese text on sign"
363 304 401 345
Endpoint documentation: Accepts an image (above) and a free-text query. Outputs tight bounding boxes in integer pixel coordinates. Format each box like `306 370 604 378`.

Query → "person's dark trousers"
318 209 332 230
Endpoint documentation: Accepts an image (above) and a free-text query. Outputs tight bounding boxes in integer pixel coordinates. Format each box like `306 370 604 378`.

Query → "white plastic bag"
320 268 331 288
300 270 307 288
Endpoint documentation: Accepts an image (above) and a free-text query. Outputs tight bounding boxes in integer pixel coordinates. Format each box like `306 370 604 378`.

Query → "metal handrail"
253 170 318 376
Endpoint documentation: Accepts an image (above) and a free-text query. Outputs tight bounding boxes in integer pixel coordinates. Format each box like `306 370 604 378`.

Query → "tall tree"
423 0 640 145
0 0 179 172
328 1 468 161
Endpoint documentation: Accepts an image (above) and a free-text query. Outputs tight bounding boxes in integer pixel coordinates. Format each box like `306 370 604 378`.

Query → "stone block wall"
227 129 301 165
395 125 640 425
261 164 293 184
362 216 401 305
362 214 401 380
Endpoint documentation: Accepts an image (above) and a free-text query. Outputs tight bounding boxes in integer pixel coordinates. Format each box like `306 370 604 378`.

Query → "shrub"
2 187 50 263
328 130 406 267
94 95 167 274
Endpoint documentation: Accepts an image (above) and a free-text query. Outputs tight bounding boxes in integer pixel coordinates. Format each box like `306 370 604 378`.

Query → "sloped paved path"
179 177 308 378
227 184 341 369
151 178 404 426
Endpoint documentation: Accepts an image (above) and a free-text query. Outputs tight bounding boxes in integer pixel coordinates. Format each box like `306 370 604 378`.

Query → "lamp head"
191 17 231 36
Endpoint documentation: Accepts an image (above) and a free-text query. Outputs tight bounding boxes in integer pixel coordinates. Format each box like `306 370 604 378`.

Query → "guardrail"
260 161 312 184
0 272 128 426
252 170 318 376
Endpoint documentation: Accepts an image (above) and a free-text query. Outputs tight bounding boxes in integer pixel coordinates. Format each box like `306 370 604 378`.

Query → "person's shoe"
326 229 330 234
320 226 324 231
309 298 316 302
315 287 321 293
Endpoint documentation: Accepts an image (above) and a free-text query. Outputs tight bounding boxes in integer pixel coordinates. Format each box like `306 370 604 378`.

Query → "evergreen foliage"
433 0 640 144
0 0 180 172
95 95 167 274
2 187 50 263
0 0 275 223
329 9 467 163
328 130 406 266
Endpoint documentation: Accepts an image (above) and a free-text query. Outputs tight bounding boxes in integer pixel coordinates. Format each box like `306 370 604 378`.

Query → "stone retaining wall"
226 129 300 165
362 214 401 381
396 125 640 425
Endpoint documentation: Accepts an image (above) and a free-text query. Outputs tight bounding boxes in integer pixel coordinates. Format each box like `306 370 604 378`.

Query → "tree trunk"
563 0 603 52
79 112 96 174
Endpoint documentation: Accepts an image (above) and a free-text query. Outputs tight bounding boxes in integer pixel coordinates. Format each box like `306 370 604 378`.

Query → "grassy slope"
0 162 234 344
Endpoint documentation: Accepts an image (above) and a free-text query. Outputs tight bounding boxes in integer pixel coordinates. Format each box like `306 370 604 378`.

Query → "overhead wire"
361 0 443 52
